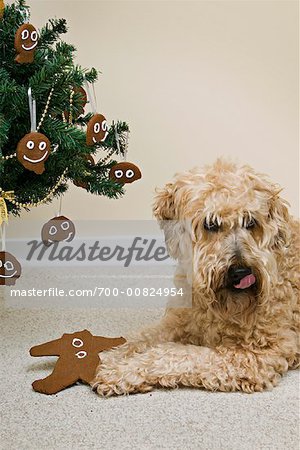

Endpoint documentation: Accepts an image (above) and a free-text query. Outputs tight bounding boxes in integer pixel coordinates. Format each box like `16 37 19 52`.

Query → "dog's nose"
228 266 252 284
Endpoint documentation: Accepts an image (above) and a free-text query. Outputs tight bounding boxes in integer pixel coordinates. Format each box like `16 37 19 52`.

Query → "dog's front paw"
93 380 124 397
92 367 153 397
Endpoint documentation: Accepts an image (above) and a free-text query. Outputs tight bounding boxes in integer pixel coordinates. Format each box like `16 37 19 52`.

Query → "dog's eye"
245 219 256 229
204 220 220 232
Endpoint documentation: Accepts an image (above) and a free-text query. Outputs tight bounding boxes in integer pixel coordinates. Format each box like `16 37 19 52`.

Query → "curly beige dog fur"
93 159 299 396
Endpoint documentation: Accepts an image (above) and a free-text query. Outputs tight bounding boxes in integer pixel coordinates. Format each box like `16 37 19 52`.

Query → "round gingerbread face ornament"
14 23 38 64
109 162 142 184
86 114 108 146
17 132 51 175
42 216 76 246
0 251 22 286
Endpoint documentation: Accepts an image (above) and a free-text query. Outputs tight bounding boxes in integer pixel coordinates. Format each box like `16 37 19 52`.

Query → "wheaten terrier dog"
93 159 299 395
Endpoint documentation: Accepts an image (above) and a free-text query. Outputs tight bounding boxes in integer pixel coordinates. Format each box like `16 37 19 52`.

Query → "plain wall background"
6 0 299 236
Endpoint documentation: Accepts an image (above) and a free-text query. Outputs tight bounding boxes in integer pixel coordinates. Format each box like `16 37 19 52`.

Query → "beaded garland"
0 168 68 209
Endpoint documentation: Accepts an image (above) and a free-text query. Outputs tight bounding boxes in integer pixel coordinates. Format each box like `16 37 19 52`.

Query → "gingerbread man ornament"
16 132 51 174
14 23 38 64
0 251 22 286
30 330 126 394
86 114 108 146
109 162 142 184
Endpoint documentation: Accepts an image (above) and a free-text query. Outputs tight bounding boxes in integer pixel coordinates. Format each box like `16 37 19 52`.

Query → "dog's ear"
153 182 177 220
268 191 291 248
153 182 183 260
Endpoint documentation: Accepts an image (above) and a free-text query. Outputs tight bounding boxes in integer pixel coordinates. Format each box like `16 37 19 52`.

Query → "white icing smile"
0 271 17 278
48 232 73 244
22 42 38 51
23 151 48 164
101 132 108 142
64 232 74 241
92 131 108 144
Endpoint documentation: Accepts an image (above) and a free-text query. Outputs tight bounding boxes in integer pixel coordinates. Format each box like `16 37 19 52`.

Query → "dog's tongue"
234 274 256 289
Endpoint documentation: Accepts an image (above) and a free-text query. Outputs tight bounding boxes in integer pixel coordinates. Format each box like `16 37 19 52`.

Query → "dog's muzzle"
227 266 256 290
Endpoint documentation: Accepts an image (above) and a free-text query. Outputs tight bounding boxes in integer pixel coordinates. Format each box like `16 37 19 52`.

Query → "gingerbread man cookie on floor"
30 329 126 394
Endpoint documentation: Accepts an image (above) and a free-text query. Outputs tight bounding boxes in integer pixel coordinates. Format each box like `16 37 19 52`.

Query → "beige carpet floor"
1 295 299 450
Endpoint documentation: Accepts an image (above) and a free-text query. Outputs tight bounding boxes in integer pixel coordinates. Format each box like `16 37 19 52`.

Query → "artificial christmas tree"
0 0 136 222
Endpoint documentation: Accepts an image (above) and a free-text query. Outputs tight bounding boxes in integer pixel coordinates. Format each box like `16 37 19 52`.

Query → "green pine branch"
38 18 68 47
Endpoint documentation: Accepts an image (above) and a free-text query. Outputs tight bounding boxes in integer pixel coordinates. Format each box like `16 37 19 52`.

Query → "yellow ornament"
0 1 4 20
0 198 8 226
0 190 15 225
